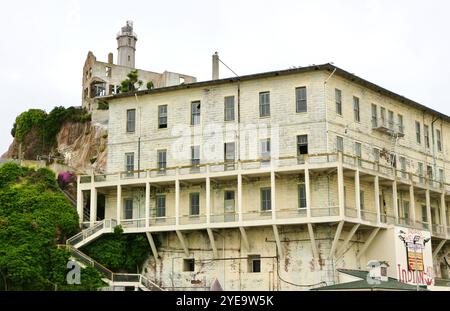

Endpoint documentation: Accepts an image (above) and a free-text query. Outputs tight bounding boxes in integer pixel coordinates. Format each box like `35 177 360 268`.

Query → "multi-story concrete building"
72 60 450 291
82 21 196 113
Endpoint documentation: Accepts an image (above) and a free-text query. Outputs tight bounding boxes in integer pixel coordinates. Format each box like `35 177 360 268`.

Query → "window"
191 101 201 125
436 129 442 152
157 150 167 171
297 135 308 155
125 153 134 173
156 195 166 218
260 188 271 211
224 96 235 121
260 139 271 160
124 198 133 219
373 148 380 162
403 201 410 221
439 168 445 183
191 146 200 166
380 107 386 127
355 142 362 158
336 136 344 153
426 165 433 181
126 109 136 133
158 105 168 129
183 259 195 272
353 96 360 122
248 255 261 273
105 66 112 77
398 114 404 134
418 162 424 184
424 125 430 148
190 193 200 216
415 121 421 144
128 55 131 62
259 92 270 117
399 157 406 178
295 87 307 113
421 205 428 223
298 184 307 209
371 104 378 128
224 142 235 170
335 89 342 115
360 190 365 211
388 110 394 129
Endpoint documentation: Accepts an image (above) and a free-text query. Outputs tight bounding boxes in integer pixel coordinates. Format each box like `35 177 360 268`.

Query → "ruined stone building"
82 21 196 113
71 46 450 290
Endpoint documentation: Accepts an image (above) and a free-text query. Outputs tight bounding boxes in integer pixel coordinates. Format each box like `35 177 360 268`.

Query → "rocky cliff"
2 121 108 174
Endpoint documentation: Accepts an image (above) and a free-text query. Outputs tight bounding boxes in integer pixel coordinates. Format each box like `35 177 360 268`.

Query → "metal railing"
432 224 446 237
59 245 164 291
276 208 308 219
67 219 116 246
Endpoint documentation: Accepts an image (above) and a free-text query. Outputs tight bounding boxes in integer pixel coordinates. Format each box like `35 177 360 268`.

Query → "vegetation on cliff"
10 106 91 158
0 163 104 290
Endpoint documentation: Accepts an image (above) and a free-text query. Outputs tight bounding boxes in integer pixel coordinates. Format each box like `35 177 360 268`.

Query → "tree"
146 81 154 90
0 163 104 290
120 70 143 93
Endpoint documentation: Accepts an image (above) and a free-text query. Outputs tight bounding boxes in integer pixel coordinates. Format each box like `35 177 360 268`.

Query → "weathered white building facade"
73 62 450 290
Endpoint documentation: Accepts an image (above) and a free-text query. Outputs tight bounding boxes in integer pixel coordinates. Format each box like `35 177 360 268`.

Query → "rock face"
56 121 108 174
2 121 108 174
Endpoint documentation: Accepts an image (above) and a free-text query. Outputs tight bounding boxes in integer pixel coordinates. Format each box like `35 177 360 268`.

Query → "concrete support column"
409 185 416 225
238 173 243 222
175 179 180 226
206 176 211 224
426 189 432 231
355 170 361 219
374 175 381 223
90 186 97 224
145 182 150 228
337 153 345 217
271 170 276 220
392 181 399 223
116 185 122 224
441 192 447 230
76 176 83 223
305 167 311 218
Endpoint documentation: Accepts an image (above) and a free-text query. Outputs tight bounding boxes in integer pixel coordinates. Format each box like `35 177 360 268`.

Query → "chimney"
212 52 219 80
108 53 114 64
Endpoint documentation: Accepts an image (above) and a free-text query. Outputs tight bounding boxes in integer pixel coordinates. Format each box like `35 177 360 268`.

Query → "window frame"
158 105 168 129
156 194 166 218
191 101 201 125
297 135 309 155
335 89 342 116
259 92 270 117
189 192 200 216
415 121 421 144
353 96 360 122
126 109 136 133
295 86 307 113
260 188 272 212
157 149 167 171
336 136 344 153
298 183 307 209
224 96 235 121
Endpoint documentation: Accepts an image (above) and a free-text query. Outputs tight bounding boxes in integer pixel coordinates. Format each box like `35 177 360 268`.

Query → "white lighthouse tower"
116 21 137 68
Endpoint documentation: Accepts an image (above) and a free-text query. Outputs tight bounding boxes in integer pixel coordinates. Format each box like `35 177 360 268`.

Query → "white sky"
1 0 449 154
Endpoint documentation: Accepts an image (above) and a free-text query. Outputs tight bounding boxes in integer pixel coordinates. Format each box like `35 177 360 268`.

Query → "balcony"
371 117 405 137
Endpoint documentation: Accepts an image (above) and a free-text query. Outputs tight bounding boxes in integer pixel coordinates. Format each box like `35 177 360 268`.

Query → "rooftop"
103 63 450 123
313 269 427 291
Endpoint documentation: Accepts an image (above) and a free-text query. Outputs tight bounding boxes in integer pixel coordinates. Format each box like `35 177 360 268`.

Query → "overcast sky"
1 0 449 154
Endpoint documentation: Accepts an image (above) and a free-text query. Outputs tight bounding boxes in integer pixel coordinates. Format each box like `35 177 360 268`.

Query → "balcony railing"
310 206 339 217
277 208 307 219
432 224 446 237
345 207 358 218
361 210 378 223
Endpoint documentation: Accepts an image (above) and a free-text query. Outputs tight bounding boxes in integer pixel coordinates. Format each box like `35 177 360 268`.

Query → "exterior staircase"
64 219 165 291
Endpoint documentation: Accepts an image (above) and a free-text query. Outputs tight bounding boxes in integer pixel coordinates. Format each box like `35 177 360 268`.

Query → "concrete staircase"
60 244 164 291
64 219 165 291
